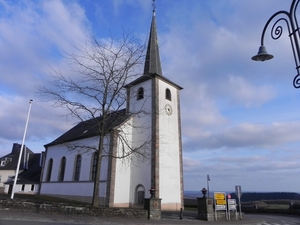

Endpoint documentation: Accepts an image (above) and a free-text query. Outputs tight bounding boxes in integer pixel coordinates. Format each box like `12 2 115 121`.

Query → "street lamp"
207 174 210 198
252 0 300 88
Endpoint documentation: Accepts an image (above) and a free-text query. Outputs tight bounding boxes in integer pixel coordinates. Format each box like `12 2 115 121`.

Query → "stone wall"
197 197 240 221
214 211 239 221
0 199 148 218
146 198 161 220
197 197 214 221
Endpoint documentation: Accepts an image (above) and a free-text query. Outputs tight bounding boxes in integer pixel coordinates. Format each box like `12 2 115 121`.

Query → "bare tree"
39 30 150 207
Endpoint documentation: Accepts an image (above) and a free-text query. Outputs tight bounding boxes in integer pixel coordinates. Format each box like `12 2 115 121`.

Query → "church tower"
124 5 184 211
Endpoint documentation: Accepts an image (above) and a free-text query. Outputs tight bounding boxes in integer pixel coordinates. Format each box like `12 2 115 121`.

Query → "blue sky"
0 0 300 193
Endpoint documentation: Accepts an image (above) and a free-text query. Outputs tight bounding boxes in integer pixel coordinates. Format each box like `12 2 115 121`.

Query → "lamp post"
11 99 33 199
207 174 210 198
252 0 300 88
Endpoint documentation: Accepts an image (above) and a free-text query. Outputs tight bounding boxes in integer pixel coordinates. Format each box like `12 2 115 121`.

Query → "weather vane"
152 0 156 12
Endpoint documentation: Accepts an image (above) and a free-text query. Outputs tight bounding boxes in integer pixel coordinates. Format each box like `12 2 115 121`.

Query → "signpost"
214 192 227 220
227 199 237 220
235 185 242 219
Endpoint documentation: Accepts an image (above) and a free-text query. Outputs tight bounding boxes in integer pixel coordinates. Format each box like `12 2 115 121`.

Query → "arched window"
46 158 53 182
166 88 171 101
137 87 144 100
58 157 66 181
90 152 98 181
135 184 145 204
74 155 82 181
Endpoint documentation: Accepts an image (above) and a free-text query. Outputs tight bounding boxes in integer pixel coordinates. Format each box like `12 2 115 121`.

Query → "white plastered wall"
40 135 110 198
112 117 133 206
0 170 15 192
118 79 152 204
158 79 182 210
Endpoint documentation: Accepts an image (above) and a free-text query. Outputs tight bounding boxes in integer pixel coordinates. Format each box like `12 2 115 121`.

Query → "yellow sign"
216 199 226 205
214 193 225 200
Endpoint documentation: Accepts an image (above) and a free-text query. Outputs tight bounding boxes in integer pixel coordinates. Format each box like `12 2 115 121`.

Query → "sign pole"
235 185 242 220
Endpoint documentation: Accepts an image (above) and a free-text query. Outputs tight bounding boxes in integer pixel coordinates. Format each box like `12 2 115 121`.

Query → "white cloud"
183 122 300 152
0 0 91 154
217 76 277 107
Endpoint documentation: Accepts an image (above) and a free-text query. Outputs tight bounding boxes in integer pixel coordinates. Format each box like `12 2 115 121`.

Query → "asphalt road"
0 211 299 225
0 221 73 225
254 214 300 225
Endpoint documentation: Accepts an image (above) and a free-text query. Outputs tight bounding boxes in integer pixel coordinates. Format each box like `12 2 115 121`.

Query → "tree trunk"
92 136 104 207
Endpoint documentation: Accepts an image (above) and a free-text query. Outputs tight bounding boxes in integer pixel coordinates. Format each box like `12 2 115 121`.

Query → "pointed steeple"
143 7 163 76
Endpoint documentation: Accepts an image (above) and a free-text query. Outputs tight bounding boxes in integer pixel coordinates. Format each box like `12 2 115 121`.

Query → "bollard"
180 207 183 220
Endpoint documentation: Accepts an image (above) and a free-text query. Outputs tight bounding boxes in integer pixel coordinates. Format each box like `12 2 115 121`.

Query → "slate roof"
144 11 162 76
124 73 183 90
0 143 34 170
45 109 129 147
125 10 183 90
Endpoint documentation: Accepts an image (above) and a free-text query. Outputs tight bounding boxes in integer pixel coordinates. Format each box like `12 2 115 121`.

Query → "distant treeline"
229 192 300 202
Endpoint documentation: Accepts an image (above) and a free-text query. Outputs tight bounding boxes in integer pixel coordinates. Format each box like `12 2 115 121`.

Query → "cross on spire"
152 0 156 12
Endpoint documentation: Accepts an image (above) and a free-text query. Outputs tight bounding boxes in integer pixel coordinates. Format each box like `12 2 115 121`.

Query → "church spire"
143 0 163 76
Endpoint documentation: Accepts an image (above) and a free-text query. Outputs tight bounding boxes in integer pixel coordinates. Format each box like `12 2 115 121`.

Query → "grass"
0 193 85 205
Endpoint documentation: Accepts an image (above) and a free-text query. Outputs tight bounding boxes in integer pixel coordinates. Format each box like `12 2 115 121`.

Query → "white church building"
39 8 184 211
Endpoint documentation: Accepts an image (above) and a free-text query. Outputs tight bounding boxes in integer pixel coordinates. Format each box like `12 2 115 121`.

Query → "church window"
46 158 53 182
74 155 82 181
166 88 171 101
90 152 98 181
58 157 66 181
137 87 144 100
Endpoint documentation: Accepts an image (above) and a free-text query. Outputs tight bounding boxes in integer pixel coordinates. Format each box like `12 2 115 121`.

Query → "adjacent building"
0 143 43 195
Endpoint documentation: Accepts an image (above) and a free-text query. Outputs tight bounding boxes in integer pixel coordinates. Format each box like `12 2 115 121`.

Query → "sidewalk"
0 209 264 225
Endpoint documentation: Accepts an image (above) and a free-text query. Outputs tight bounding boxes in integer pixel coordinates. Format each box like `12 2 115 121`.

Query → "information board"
214 192 227 211
215 193 225 200
214 192 228 221
228 199 237 211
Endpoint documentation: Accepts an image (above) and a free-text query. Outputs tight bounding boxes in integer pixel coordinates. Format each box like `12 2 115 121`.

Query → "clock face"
165 104 172 116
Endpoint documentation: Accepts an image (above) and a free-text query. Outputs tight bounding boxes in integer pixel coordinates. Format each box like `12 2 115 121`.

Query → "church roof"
124 73 183 90
45 109 128 147
125 8 183 90
143 10 162 76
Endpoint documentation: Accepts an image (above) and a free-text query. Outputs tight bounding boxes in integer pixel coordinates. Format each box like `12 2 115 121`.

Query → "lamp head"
252 45 274 61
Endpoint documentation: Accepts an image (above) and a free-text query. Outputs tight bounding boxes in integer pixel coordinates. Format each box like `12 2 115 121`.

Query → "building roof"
0 143 34 170
124 73 183 90
45 109 129 147
143 10 162 76
125 10 183 90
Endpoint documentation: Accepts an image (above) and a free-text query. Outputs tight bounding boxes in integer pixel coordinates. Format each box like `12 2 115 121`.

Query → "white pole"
11 99 33 199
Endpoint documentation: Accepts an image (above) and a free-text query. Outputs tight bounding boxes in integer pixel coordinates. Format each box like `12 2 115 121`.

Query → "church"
39 7 184 211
